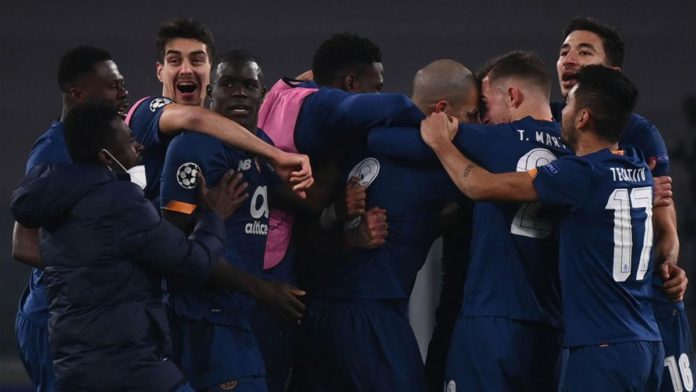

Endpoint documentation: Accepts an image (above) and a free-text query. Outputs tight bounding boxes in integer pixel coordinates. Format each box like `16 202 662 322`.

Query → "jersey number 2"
604 186 653 282
510 148 557 239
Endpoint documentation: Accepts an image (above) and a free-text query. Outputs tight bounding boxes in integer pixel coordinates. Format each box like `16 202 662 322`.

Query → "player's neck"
512 101 554 122
574 132 617 156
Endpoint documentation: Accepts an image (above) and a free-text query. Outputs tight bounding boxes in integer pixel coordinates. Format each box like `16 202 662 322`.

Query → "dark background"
2 0 695 384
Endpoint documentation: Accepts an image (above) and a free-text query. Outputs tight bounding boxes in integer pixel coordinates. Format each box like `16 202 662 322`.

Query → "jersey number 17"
605 186 653 282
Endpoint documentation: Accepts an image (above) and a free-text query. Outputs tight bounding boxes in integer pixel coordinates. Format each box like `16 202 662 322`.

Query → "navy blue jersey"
368 118 571 328
127 96 175 206
294 85 423 161
318 153 464 301
532 147 661 346
551 102 670 176
160 130 274 329
20 121 71 324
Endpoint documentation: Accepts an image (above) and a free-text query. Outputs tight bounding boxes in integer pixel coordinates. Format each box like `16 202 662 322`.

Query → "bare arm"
159 104 314 197
654 201 686 302
421 112 539 202
12 222 43 268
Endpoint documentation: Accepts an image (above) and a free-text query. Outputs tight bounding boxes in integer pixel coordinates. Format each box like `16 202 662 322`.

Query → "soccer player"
555 17 692 391
160 48 307 391
421 65 663 391
126 18 312 208
291 59 478 392
11 46 129 392
259 32 423 305
368 52 571 391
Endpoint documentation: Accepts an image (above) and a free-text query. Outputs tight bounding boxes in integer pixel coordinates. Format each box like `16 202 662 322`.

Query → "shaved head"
411 59 479 122
412 59 477 110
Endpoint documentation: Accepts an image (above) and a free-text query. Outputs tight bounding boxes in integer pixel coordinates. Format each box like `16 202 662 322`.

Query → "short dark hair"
57 46 113 93
214 49 263 80
484 51 551 96
572 65 638 142
64 102 121 164
312 33 382 86
563 17 624 68
156 18 214 62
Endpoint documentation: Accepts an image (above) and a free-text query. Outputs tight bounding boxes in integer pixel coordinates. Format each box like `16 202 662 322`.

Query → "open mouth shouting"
228 104 251 116
561 71 578 91
175 79 201 103
117 101 130 119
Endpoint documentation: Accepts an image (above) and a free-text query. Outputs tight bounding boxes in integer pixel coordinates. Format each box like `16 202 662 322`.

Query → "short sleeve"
127 96 174 148
160 133 227 215
531 156 594 210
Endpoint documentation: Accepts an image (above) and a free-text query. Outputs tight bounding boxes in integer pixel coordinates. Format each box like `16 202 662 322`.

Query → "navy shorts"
171 316 266 391
15 311 55 392
291 298 424 392
658 307 695 392
444 316 563 392
560 341 664 392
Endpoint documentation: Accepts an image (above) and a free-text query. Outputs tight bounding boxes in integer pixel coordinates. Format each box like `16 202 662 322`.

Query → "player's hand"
336 177 367 220
421 111 459 150
270 150 314 199
254 279 307 322
197 170 248 219
653 175 673 207
661 262 688 302
347 207 388 249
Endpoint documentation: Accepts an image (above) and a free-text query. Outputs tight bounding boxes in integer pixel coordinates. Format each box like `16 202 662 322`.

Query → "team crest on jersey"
446 380 456 392
149 97 173 112
347 157 380 187
176 162 201 189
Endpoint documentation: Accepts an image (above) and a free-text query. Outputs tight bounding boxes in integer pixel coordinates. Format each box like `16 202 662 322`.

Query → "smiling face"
556 30 610 98
77 60 130 118
209 60 264 132
156 38 211 106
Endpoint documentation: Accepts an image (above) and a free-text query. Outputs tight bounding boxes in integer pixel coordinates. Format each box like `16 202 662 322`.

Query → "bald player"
368 52 572 391
411 60 478 392
291 59 478 392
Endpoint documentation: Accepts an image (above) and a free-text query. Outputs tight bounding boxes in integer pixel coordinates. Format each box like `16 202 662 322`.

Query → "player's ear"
68 87 84 104
97 149 114 169
508 87 523 108
577 108 590 129
343 74 356 92
156 62 164 83
434 100 448 114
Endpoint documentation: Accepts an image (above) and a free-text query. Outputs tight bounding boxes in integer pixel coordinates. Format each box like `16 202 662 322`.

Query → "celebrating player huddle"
9 15 692 392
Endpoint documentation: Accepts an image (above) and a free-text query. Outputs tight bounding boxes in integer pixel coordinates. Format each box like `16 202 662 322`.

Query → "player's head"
312 32 383 93
58 46 129 118
208 49 265 132
156 18 214 106
64 102 143 170
561 65 637 148
557 17 624 98
479 51 551 124
411 59 480 123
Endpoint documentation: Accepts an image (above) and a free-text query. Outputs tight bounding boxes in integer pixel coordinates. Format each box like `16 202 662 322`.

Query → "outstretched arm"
421 112 538 202
159 104 313 197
